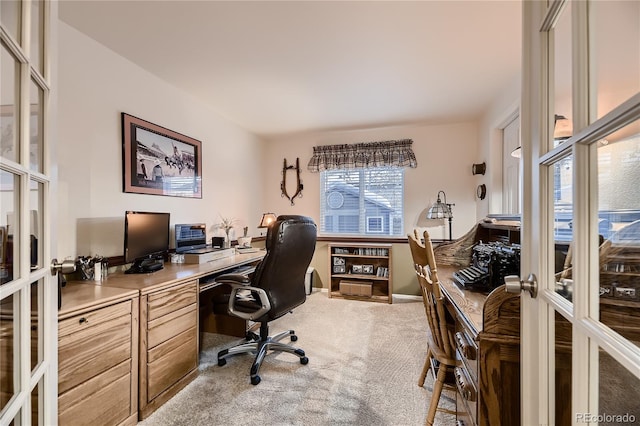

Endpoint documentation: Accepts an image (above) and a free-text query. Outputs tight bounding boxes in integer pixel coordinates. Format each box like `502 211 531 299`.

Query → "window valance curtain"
307 139 417 172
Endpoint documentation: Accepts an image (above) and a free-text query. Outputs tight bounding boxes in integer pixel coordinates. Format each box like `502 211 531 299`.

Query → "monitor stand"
125 257 164 274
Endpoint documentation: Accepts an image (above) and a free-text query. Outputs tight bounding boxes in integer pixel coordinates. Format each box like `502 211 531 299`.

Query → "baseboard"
312 287 421 303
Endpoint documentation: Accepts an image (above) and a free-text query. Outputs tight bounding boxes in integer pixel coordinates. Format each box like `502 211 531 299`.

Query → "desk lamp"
258 213 277 235
426 191 454 240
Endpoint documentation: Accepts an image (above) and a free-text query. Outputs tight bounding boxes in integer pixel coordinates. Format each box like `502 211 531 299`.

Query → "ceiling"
59 1 522 139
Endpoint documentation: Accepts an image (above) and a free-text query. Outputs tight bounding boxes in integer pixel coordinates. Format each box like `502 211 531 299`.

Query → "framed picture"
122 113 202 198
362 264 374 274
333 264 346 274
352 265 363 274
333 257 345 265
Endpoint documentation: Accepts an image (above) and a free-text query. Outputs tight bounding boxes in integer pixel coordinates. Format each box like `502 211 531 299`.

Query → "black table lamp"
258 213 277 233
426 191 454 240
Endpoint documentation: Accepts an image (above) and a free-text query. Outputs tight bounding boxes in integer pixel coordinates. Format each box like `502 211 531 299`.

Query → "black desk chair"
215 215 317 385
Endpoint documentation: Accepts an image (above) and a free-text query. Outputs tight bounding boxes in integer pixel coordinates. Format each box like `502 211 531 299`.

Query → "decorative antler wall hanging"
281 158 303 205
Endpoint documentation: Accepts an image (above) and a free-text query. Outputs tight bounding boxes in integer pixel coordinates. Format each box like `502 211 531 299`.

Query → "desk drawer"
147 281 197 321
59 359 131 426
147 328 198 401
455 321 478 382
147 303 197 349
455 366 477 426
58 301 132 394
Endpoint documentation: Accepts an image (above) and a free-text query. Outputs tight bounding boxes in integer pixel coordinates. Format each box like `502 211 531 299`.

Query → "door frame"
521 1 640 424
0 1 57 424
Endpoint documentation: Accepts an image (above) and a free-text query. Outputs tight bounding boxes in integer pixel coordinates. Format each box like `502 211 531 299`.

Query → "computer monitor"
124 211 170 274
175 223 207 253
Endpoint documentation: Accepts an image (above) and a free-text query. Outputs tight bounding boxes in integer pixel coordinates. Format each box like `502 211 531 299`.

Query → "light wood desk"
60 250 265 422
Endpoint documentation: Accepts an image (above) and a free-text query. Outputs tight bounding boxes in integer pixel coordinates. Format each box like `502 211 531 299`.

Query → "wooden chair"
412 230 458 425
407 230 432 387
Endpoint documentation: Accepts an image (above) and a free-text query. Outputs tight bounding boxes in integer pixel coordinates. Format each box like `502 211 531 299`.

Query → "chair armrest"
215 273 251 284
225 283 272 321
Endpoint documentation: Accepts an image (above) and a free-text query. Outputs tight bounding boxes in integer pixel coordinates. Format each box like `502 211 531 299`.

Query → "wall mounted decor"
472 162 486 175
477 184 487 200
281 158 303 205
122 113 202 198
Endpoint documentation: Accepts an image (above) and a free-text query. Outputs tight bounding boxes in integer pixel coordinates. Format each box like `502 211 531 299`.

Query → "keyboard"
453 266 490 290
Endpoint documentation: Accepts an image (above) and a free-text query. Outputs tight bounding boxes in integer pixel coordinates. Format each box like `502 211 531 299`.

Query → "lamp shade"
258 213 277 228
426 191 453 219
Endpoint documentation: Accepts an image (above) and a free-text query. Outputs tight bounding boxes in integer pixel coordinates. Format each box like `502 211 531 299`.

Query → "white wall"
57 22 265 258
261 122 480 241
477 75 521 220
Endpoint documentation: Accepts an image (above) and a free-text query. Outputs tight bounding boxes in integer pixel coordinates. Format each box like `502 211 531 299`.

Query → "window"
320 167 404 236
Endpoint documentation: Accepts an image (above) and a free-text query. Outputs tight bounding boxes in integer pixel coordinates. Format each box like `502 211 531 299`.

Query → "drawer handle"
455 331 476 360
454 367 477 402
78 317 88 324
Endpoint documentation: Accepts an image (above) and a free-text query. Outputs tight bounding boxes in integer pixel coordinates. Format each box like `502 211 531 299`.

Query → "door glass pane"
30 280 43 371
591 0 640 120
1 170 20 285
555 312 572 426
597 120 640 350
1 41 21 164
554 154 574 301
29 80 44 173
0 0 21 44
553 1 572 149
0 291 20 415
30 0 44 76
30 377 42 426
29 180 43 270
599 350 640 423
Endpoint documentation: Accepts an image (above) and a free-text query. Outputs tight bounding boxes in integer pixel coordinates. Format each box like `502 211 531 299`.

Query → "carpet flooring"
139 291 457 426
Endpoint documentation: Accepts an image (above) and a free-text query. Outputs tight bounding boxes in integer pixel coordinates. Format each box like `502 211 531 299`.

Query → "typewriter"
453 241 521 291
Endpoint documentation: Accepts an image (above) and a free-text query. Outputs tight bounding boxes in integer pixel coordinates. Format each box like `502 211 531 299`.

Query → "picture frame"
122 113 202 198
352 264 363 274
362 264 374 274
333 257 345 265
333 264 346 274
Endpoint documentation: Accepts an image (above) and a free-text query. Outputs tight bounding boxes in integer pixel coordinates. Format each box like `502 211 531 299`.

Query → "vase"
224 232 231 248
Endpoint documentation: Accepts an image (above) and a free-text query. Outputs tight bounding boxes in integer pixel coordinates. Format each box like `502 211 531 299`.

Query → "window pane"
30 280 43 371
1 170 20 285
29 180 43 270
0 0 21 45
29 80 44 173
598 349 640 423
591 0 640 120
30 377 42 426
1 41 21 164
596 120 640 350
553 1 572 149
320 167 404 236
30 0 44 76
554 312 572 425
553 154 574 301
0 291 20 415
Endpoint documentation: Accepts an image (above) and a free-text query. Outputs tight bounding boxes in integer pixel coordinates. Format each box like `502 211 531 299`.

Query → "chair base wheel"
300 356 309 365
218 358 227 367
251 375 261 385
290 334 298 342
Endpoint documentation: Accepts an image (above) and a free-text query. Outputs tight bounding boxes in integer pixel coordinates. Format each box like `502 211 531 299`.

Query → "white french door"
521 1 640 424
0 1 57 425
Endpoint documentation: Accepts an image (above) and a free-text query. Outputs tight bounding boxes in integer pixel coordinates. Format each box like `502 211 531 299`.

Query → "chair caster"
251 375 261 385
218 358 227 367
291 334 298 342
300 357 309 365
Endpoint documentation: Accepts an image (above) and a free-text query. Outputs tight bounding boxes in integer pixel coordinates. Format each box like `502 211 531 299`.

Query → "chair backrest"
252 215 317 320
415 230 455 360
407 229 428 272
